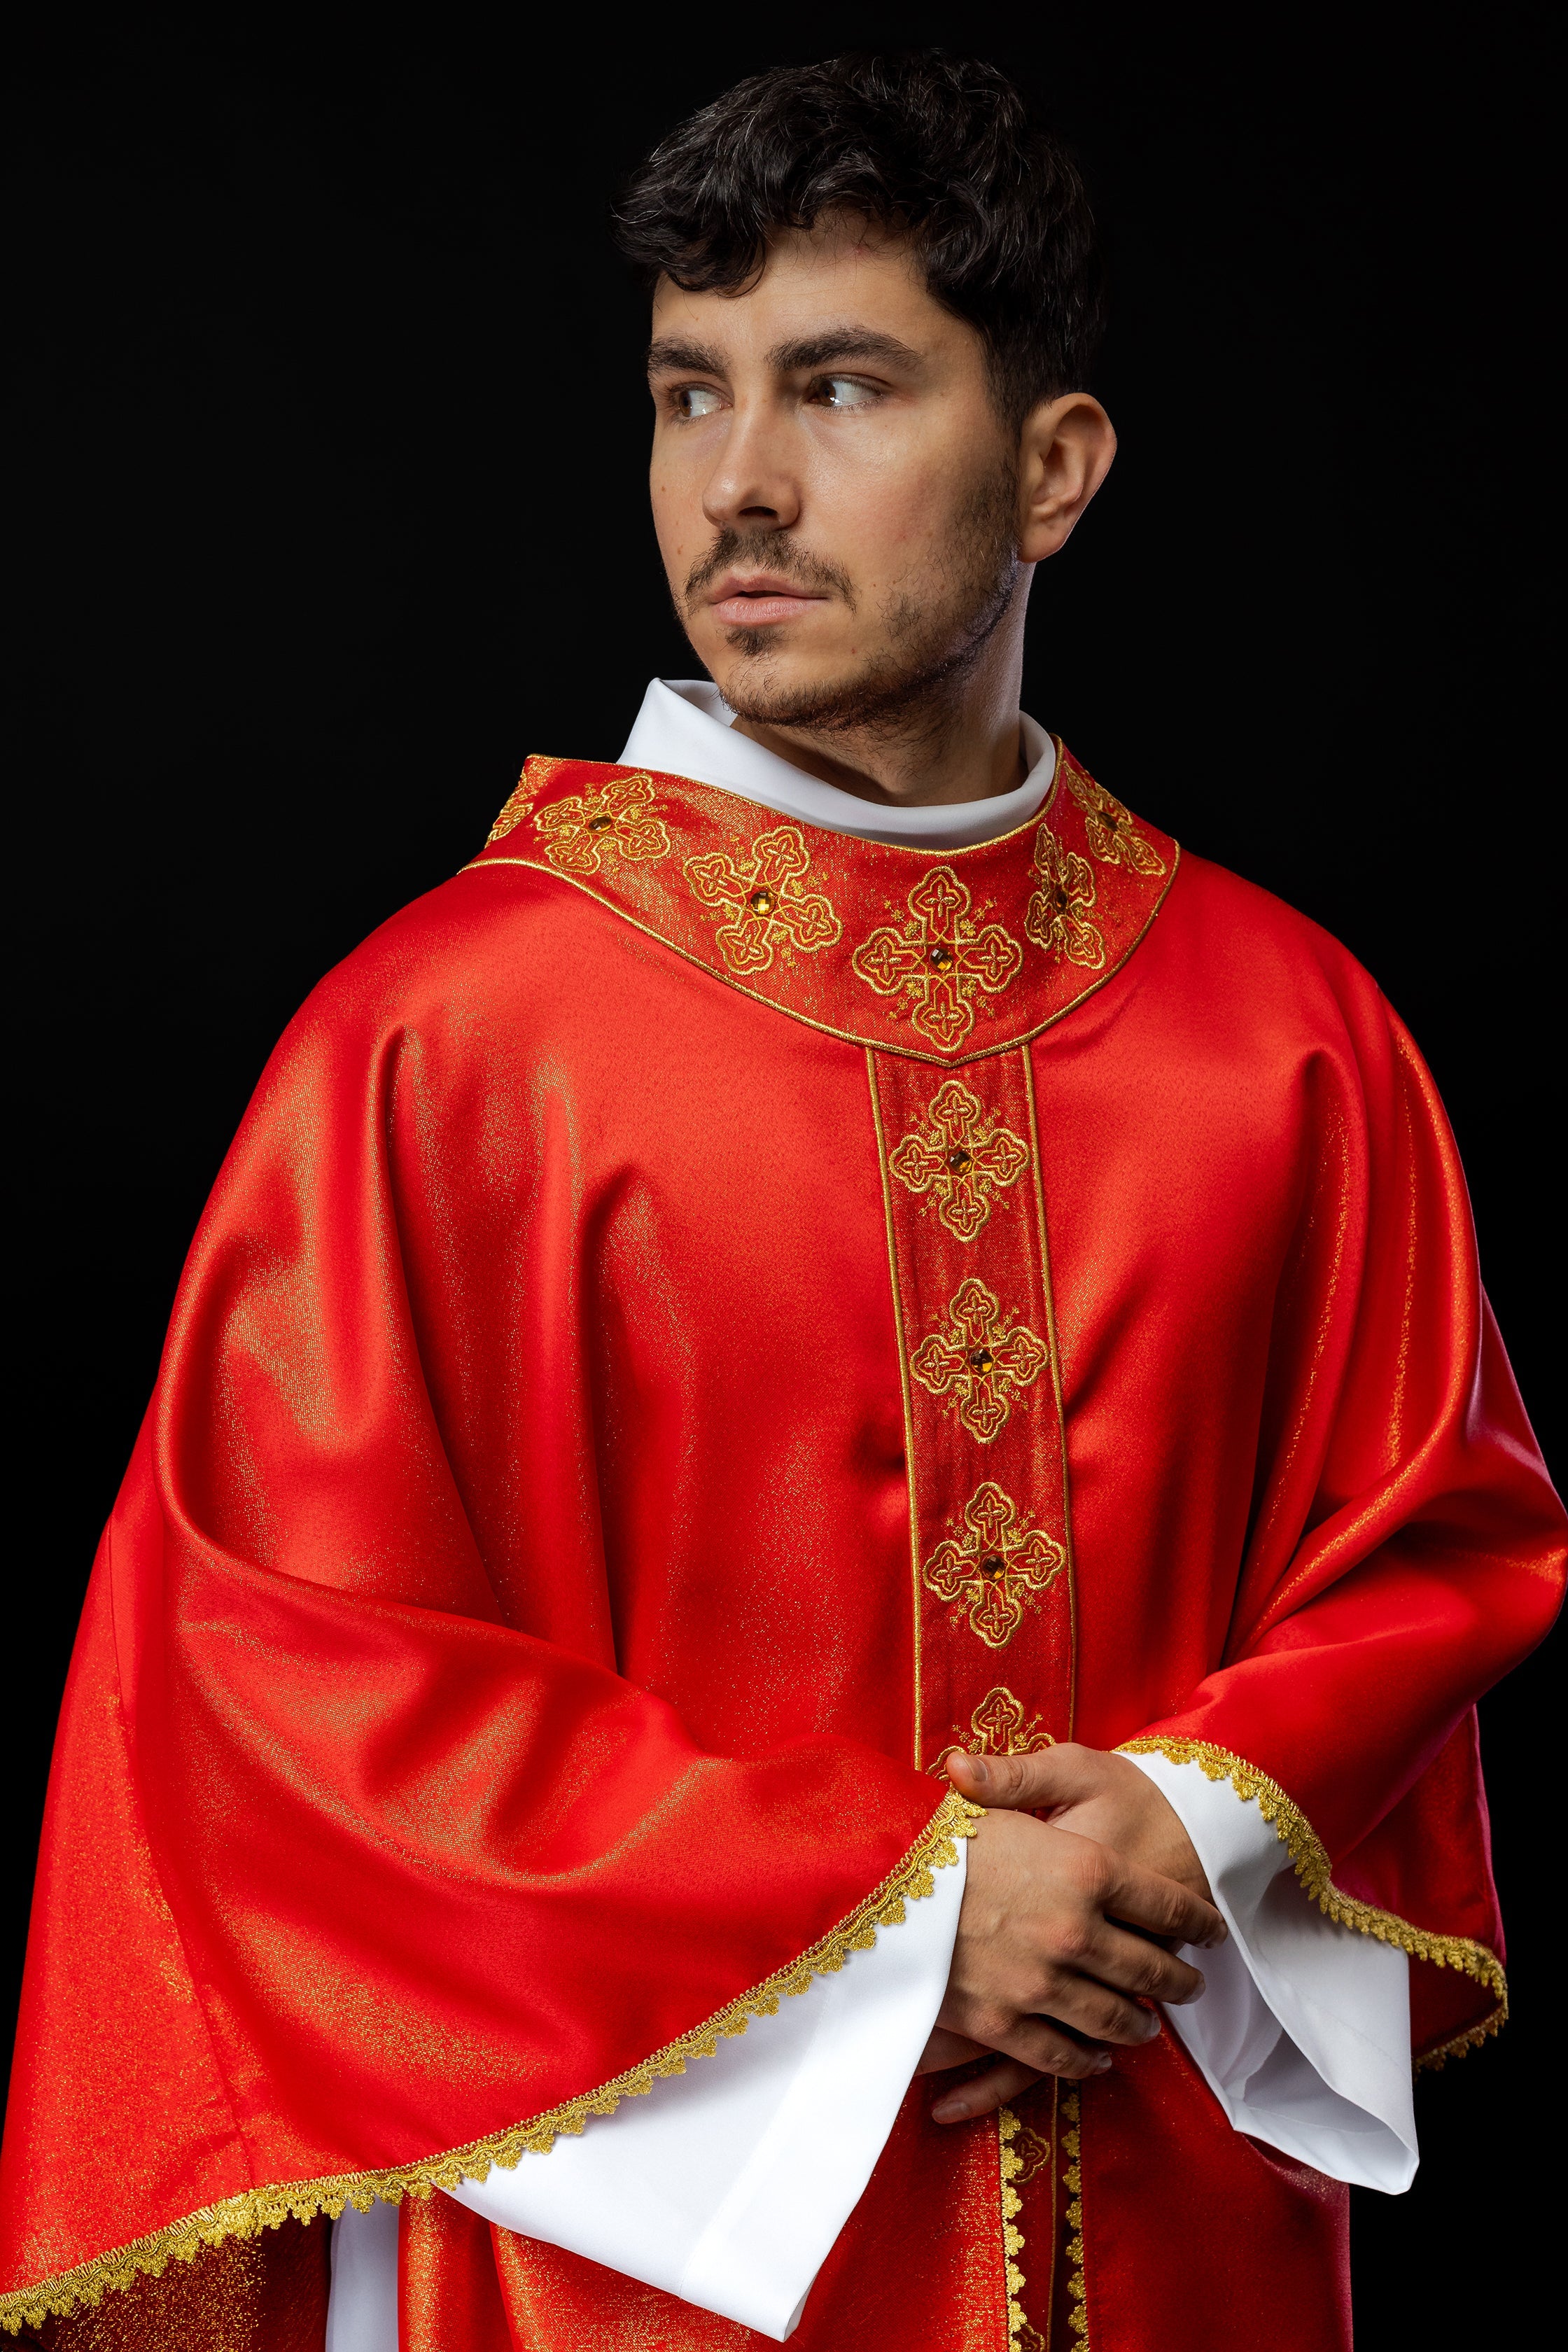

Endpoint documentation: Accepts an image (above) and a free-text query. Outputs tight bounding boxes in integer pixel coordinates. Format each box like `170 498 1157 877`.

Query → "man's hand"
951 1743 1216 1905
919 1744 1224 2124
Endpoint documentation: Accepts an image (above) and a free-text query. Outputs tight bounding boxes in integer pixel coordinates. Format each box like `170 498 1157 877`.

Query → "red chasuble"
2 746 1562 2351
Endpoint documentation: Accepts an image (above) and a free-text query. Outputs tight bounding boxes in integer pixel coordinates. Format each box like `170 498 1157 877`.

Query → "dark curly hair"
614 51 1106 426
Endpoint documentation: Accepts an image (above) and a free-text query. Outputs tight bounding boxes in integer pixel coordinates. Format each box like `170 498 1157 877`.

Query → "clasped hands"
920 1744 1226 2124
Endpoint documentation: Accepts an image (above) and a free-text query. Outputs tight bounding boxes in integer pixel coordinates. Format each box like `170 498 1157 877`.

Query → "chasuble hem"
1116 1735 1507 2064
0 1793 980 2337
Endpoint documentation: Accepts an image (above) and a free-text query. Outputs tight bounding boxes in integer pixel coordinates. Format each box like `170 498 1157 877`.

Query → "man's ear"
1016 393 1117 562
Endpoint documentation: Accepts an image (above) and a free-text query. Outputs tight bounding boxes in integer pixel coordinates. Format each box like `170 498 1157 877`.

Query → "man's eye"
672 384 724 420
813 375 879 410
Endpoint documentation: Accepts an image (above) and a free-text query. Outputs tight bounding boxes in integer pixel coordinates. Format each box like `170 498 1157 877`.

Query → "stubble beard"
680 456 1023 749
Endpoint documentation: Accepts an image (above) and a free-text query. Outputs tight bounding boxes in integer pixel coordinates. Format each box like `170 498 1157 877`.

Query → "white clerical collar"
617 678 1056 851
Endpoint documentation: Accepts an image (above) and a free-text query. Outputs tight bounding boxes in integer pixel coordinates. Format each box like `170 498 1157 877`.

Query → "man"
1 49 1560 2352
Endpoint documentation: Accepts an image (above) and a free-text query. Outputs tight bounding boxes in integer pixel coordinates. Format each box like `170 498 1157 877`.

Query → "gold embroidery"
1026 824 1105 968
853 867 1024 1050
928 1684 1056 1777
466 842 1182 1070
1022 1050 1081 1739
1416 2006 1508 2071
1062 2085 1088 2347
923 1482 1066 1649
1116 1737 1509 2046
909 1277 1048 1442
0 1795 981 2338
486 755 565 844
866 1054 925 1768
533 771 671 875
684 824 842 974
1000 2107 1028 2348
972 1685 1054 1756
1011 2120 1053 2186
1067 769 1167 877
886 1078 1029 1240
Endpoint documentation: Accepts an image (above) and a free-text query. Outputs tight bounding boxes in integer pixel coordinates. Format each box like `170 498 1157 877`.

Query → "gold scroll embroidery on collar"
683 824 843 975
535 771 671 875
1067 769 1167 876
1026 825 1105 969
853 867 1023 1051
486 755 566 845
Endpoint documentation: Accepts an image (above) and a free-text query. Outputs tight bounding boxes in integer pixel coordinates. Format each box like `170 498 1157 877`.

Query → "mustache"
684 529 856 610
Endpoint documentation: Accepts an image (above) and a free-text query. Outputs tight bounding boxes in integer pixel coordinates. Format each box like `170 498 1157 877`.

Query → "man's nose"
701 403 802 535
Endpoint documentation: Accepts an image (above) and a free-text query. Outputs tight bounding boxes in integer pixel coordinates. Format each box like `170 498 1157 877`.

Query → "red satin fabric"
3 751 1561 2348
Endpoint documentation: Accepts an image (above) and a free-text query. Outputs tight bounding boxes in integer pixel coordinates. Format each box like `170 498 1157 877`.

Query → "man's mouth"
706 571 831 629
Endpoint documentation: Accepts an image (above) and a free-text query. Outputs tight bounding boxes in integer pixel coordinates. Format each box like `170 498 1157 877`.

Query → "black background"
7 6 1562 2335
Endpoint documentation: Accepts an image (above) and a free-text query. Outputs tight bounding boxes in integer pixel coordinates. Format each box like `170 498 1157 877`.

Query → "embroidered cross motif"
852 867 1023 1051
969 1684 1054 1757
1026 825 1105 969
886 1078 1029 1242
684 825 843 975
909 1278 1049 1442
929 1685 1055 1779
1066 769 1168 876
486 755 566 845
1009 2120 1054 2189
533 773 671 874
923 1481 1066 1648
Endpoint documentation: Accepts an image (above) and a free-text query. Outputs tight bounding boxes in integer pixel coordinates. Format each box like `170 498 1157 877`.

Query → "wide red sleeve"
0 913 962 2331
1123 991 1564 2061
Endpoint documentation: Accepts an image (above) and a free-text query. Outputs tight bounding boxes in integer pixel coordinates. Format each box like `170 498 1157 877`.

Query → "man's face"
647 221 1024 731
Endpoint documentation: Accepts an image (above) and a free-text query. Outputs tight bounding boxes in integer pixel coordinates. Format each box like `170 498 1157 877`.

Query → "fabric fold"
1124 1750 1416 2190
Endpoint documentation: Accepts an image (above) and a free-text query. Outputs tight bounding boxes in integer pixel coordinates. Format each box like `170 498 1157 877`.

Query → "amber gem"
927 944 955 970
748 887 776 913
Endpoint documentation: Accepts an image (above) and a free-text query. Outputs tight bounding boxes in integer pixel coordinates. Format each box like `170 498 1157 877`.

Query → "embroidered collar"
465 744 1178 1067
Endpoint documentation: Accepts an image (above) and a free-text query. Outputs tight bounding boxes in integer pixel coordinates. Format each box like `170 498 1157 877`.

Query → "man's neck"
724 612 1030 809
730 706 1026 808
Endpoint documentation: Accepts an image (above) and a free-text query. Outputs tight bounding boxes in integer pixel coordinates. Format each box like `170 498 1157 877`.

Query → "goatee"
688 456 1022 739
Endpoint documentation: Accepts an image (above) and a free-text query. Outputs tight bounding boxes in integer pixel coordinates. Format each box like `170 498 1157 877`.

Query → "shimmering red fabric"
3 752 1561 2349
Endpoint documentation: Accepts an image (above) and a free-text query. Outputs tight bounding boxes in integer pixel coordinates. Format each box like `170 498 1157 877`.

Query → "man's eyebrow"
646 337 728 377
645 327 927 379
767 328 925 373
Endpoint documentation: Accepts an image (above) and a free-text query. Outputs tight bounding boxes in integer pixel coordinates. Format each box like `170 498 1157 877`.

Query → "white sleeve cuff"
1124 1749 1416 2191
428 1842 963 2343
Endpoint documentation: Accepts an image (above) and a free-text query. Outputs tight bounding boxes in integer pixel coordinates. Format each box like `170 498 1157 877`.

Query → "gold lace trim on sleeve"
0 1789 982 2337
1116 1735 1508 2067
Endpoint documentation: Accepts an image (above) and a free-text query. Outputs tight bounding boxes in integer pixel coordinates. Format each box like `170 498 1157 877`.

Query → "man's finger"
982 2015 1116 2085
916 2026 991 2076
945 1742 1105 1813
1099 1849 1225 1949
931 2056 1047 2124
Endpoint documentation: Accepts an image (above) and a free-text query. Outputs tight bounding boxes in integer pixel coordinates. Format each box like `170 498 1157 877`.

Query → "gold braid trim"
999 2106 1026 2346
1117 1735 1508 2068
1062 2085 1088 2348
1412 2003 1508 2071
0 1791 982 2337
